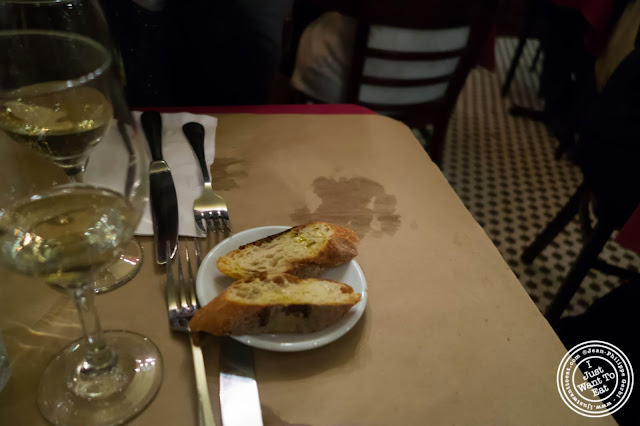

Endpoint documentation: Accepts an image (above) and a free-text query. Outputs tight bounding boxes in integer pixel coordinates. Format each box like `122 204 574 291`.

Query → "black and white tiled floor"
437 37 640 317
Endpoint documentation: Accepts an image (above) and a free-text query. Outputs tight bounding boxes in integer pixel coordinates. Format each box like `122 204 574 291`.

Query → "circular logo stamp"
557 340 634 417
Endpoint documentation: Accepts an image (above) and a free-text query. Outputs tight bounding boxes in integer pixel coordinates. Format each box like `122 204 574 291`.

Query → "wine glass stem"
72 284 117 372
65 157 89 182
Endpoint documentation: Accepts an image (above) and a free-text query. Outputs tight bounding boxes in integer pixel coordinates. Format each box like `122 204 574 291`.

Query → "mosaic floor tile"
435 37 640 317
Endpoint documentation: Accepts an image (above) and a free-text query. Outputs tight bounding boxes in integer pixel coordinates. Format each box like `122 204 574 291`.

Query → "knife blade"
140 111 178 264
219 338 263 426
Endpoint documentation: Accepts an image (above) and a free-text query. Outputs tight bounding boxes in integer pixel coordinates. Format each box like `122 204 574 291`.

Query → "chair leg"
521 184 585 264
501 0 537 97
509 105 545 122
545 219 616 325
429 121 447 166
417 127 432 148
529 43 542 72
501 34 534 97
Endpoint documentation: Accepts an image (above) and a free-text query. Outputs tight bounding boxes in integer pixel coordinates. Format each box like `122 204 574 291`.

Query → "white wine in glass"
0 82 113 171
0 30 162 426
0 187 136 285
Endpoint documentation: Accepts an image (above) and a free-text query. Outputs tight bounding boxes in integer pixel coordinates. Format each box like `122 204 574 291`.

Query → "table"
0 113 617 425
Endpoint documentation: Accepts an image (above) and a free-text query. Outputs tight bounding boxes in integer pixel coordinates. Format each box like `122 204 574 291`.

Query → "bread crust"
217 222 360 279
189 273 362 335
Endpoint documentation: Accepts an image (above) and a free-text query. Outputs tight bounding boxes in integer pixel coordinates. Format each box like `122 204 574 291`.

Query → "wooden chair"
343 0 498 165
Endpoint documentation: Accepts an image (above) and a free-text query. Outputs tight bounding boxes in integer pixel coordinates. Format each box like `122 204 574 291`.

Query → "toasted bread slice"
189 273 362 335
216 222 359 279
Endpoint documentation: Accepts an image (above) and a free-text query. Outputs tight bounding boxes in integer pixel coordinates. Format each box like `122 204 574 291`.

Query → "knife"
140 111 178 264
219 337 263 426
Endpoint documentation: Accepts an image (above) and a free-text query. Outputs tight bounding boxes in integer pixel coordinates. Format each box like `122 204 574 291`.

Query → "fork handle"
189 332 217 426
183 122 211 184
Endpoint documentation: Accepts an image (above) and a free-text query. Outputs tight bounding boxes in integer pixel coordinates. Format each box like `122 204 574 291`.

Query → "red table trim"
616 205 640 255
133 104 377 115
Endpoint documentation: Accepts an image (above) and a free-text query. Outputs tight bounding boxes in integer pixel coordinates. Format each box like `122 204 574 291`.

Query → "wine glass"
0 0 144 293
0 30 162 425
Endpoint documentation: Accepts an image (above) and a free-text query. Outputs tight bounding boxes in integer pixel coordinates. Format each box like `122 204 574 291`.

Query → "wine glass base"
93 239 143 294
38 330 163 426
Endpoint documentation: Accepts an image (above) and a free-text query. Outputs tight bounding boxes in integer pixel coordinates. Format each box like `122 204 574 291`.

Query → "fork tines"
196 209 232 234
165 239 203 331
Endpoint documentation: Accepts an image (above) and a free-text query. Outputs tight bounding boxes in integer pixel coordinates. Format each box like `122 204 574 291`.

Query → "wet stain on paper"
291 176 400 238
211 157 248 190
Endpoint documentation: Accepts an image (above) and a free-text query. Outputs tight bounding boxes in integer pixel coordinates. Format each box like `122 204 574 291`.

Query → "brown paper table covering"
0 113 616 425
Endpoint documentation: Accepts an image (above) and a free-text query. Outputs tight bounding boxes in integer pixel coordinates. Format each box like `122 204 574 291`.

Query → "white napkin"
84 111 218 237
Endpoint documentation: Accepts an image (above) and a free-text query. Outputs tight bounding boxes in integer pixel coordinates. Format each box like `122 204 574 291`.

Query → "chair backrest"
345 0 497 125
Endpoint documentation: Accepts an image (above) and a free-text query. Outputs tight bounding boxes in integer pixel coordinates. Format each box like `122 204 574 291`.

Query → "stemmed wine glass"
0 0 145 293
0 30 162 425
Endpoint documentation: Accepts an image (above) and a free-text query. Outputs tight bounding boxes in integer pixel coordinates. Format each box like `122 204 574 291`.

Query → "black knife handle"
141 111 164 161
182 122 211 184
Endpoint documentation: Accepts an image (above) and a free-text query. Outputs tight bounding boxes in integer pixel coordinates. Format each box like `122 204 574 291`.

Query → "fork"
166 240 216 426
182 122 232 234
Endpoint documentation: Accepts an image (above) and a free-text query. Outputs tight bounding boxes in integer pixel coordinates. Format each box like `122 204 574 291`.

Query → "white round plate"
196 226 368 352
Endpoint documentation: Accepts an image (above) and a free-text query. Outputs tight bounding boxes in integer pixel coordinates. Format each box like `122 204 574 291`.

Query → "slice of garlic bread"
216 222 359 279
189 273 362 335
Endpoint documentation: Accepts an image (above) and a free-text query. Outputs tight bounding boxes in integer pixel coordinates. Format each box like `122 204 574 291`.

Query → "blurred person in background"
105 0 292 107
